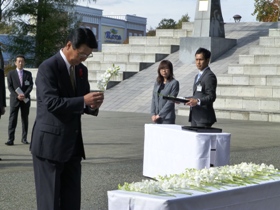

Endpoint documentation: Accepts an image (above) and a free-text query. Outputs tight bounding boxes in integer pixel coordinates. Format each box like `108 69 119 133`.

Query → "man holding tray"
185 48 217 127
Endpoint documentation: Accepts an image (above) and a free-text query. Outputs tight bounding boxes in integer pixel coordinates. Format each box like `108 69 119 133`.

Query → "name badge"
197 84 202 92
24 80 30 86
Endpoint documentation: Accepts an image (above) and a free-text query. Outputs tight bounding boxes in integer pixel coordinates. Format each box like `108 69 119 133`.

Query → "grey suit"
7 69 33 141
189 67 217 126
151 79 179 124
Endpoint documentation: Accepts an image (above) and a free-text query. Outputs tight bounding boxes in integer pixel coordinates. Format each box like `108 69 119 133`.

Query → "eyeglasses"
77 52 93 58
71 43 93 59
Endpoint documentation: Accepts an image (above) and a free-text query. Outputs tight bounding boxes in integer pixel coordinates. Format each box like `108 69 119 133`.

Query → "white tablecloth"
108 179 280 210
143 124 231 177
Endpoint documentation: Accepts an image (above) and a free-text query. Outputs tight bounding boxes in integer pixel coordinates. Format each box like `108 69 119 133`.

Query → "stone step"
216 108 280 122
86 61 153 73
101 44 179 54
5 98 37 108
177 106 280 122
217 74 280 86
249 46 280 55
259 37 280 47
5 87 37 102
228 64 280 75
5 78 105 107
214 96 280 111
239 55 280 65
217 85 280 98
24 68 124 82
86 52 168 63
269 28 280 37
155 29 192 38
88 71 123 81
129 36 180 45
181 22 194 31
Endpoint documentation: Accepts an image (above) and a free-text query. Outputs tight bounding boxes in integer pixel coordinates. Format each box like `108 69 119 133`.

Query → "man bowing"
30 27 104 210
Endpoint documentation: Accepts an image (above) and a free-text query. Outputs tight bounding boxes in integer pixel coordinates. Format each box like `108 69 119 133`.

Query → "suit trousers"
8 102 30 141
32 155 82 210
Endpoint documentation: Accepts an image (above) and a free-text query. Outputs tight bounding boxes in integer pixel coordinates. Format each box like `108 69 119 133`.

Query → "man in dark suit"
30 27 104 210
186 47 217 127
6 55 33 145
0 68 6 160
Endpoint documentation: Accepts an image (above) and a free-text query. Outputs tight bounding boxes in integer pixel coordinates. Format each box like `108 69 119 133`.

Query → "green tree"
157 18 176 29
146 26 156 36
252 0 280 22
0 0 13 70
176 13 190 29
4 0 80 67
4 0 97 67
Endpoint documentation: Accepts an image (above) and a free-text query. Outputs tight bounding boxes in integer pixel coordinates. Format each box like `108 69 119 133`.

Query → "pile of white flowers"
118 163 280 196
97 64 120 91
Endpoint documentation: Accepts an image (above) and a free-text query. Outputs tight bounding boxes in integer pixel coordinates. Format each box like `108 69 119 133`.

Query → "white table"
143 124 231 177
108 179 280 210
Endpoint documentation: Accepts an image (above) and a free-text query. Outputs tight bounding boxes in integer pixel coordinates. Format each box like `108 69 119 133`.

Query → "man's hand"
17 94 25 101
151 115 160 123
84 91 104 109
186 98 198 107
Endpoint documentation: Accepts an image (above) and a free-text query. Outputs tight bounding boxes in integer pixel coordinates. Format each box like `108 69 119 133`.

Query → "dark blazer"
0 69 6 118
30 52 98 162
151 79 179 123
7 69 33 107
189 67 217 125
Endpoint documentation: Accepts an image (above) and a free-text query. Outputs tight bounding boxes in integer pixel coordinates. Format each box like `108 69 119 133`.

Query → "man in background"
0 68 6 160
186 47 217 127
30 27 104 210
6 55 33 145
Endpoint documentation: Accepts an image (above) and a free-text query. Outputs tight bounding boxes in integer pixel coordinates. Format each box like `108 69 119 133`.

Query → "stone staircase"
5 25 193 107
83 26 193 89
6 22 280 123
178 28 280 122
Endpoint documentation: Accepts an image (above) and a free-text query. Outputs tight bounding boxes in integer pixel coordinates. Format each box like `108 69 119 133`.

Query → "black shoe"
5 140 14 146
21 139 29 144
0 158 2 161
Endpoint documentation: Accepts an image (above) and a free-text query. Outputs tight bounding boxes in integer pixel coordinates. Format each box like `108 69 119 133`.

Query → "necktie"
70 66 76 90
19 70 23 86
196 73 201 83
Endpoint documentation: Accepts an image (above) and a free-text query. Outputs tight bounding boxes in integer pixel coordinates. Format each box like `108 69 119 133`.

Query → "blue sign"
104 28 122 43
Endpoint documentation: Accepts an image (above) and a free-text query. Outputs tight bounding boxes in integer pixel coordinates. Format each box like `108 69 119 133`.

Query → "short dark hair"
67 27 98 49
157 60 174 84
195 48 211 60
15 54 25 61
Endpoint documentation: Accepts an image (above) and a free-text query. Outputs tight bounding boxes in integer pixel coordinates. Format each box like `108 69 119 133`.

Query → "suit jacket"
151 79 179 122
0 69 6 118
189 67 217 124
30 52 98 162
7 69 33 107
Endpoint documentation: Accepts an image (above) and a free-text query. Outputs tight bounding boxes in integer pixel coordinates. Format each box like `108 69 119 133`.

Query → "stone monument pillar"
179 0 237 64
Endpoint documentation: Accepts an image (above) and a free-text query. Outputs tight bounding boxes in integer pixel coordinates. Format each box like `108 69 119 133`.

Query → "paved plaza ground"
0 107 280 210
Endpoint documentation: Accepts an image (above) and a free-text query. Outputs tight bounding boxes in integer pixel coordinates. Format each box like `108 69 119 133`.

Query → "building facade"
0 5 147 65
75 5 147 51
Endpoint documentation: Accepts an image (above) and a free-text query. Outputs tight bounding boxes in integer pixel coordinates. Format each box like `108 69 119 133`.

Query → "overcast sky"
79 0 256 29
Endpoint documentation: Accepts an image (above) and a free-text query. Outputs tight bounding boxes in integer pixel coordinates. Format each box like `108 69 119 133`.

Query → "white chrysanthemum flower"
118 163 280 196
97 64 120 91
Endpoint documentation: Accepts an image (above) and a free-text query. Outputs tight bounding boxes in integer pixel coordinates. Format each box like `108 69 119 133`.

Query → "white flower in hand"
97 64 120 91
